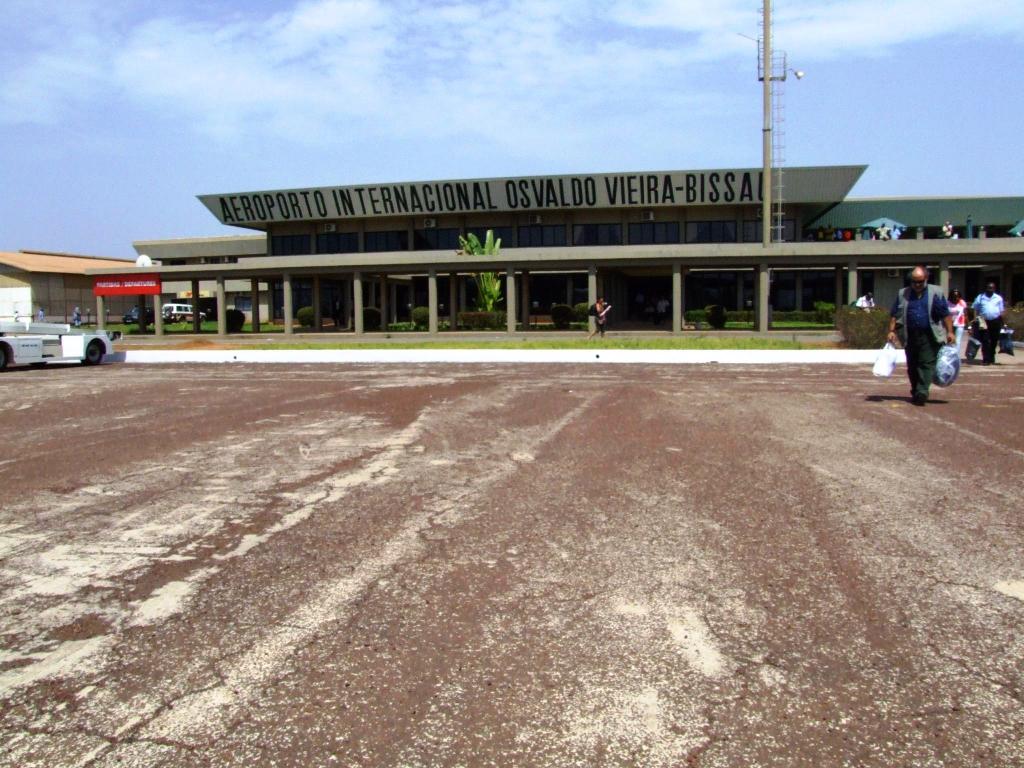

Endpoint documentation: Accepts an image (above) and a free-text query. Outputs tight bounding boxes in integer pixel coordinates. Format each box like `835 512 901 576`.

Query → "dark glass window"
270 234 311 256
364 230 408 252
317 232 358 253
572 223 622 246
742 220 796 243
413 228 461 250
517 225 567 247
685 221 737 243
628 222 680 244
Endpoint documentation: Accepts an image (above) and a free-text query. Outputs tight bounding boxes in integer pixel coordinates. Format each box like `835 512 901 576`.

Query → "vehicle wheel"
83 340 104 366
0 345 7 370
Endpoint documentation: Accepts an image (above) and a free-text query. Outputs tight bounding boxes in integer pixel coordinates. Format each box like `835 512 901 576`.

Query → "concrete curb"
109 349 900 365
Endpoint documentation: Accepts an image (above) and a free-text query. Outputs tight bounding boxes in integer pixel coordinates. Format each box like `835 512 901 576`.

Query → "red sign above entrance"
93 274 162 296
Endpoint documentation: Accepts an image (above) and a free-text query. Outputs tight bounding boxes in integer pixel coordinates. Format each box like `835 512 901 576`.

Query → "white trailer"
0 321 119 370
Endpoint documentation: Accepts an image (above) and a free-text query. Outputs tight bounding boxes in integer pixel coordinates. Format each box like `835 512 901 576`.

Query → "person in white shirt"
855 292 875 310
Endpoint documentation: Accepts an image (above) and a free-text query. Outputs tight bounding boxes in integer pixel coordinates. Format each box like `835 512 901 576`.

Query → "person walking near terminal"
587 297 612 339
887 266 955 406
947 289 967 357
855 292 875 310
971 280 1005 365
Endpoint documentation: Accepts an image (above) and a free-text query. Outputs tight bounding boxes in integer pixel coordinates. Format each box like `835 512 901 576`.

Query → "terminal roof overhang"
198 165 869 231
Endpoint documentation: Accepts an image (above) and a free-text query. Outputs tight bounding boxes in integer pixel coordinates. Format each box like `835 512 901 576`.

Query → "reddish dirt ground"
1 361 1022 767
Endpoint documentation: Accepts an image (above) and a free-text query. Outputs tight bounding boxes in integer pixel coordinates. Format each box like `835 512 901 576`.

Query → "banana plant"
458 230 503 311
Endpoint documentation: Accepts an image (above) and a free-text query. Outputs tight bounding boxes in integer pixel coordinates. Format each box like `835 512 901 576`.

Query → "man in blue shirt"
888 266 955 406
971 281 1005 365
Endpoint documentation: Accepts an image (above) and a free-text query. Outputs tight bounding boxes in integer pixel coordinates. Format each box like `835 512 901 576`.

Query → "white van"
162 303 206 322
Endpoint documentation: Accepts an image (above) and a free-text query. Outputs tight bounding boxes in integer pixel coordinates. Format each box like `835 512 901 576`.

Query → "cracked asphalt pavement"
1 361 1023 766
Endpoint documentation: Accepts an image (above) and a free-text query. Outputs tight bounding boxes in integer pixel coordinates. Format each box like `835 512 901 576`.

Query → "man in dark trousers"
887 266 955 406
971 280 1005 365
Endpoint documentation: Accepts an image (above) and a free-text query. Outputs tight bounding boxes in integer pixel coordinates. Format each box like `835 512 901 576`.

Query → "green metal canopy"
860 217 907 230
1009 218 1024 236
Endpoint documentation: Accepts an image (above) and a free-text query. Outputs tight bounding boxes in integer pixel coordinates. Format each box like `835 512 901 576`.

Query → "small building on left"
0 250 136 323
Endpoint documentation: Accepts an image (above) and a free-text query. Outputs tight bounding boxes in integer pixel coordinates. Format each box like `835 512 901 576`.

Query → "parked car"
122 306 155 325
162 303 207 323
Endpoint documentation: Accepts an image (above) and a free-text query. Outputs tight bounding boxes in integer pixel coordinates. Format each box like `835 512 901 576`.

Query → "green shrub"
386 321 417 332
296 306 315 328
458 311 507 330
363 306 382 331
1004 307 1024 332
684 309 707 324
771 310 823 324
573 302 591 323
725 310 754 324
550 304 574 329
813 301 836 325
411 306 430 329
225 308 245 333
704 304 727 329
835 306 889 348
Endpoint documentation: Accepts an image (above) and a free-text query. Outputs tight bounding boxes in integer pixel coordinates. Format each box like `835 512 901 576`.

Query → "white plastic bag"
873 342 898 378
932 343 960 387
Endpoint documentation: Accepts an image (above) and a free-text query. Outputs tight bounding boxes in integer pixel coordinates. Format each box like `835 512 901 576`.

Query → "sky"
1 0 1022 259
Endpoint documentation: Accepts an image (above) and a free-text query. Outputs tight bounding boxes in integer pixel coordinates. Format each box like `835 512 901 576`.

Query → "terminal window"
685 221 737 243
364 230 409 252
464 227 514 247
517 225 567 248
414 228 461 250
573 223 622 246
742 220 796 242
317 232 359 253
271 234 311 255
629 222 681 245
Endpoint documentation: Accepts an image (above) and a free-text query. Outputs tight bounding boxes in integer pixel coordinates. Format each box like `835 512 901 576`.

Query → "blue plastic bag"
933 343 960 387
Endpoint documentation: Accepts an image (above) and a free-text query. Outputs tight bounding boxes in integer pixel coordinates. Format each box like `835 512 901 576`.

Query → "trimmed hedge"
835 306 889 348
458 311 507 330
296 306 315 328
550 304 574 329
704 304 727 329
363 306 382 331
573 302 591 323
411 306 430 329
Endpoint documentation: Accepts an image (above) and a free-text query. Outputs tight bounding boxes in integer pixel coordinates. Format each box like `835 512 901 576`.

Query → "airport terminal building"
88 165 1024 335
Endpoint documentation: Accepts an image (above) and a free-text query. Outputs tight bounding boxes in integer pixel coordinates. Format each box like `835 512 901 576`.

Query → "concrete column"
390 282 398 324
916 227 925 240
834 266 844 310
459 278 467 313
846 261 858 306
214 276 226 335
379 276 388 331
154 292 164 336
251 278 261 332
96 295 106 330
191 280 201 333
979 226 987 240
427 270 438 334
939 260 951 294
449 273 458 330
755 264 770 332
672 262 683 334
282 272 294 335
353 272 364 334
506 267 517 333
313 275 322 331
520 270 530 330
588 264 598 335
794 271 804 311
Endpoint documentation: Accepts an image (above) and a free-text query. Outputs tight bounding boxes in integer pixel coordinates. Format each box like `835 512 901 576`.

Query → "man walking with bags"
887 266 955 406
971 280 1005 365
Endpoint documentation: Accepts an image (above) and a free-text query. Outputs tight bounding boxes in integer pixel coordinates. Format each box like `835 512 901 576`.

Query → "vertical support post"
939 260 951 294
96 295 105 330
379 275 388 332
313 275 322 331
428 270 438 334
587 264 598 335
251 278 261 332
390 282 398 324
215 276 227 335
506 267 517 334
755 263 770 332
282 272 294 335
353 272 364 334
761 0 772 248
154 292 164 336
191 279 201 333
520 270 530 331
449 273 458 331
834 266 844 312
672 262 683 334
846 261 858 306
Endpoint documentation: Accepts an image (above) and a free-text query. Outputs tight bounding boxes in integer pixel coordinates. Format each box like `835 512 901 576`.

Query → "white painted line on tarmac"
116 348 899 365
